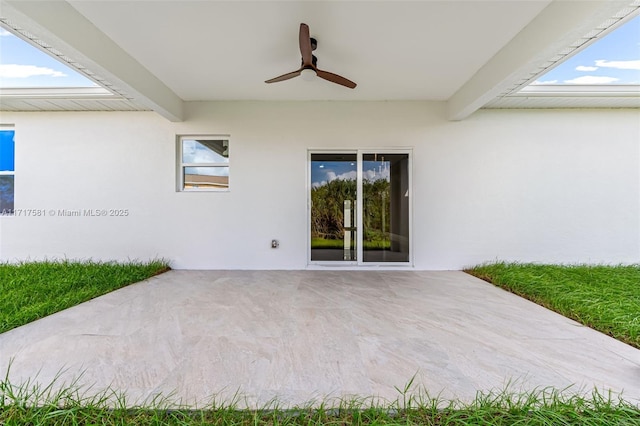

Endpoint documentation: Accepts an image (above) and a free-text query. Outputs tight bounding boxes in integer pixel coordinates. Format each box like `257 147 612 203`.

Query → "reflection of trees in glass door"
310 153 357 262
362 153 410 263
309 150 410 264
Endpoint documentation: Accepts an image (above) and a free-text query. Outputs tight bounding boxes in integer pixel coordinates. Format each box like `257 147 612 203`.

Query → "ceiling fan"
265 23 357 89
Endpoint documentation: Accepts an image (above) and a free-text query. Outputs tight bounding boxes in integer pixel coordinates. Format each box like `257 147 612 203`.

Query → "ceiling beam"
1 0 184 122
447 0 632 121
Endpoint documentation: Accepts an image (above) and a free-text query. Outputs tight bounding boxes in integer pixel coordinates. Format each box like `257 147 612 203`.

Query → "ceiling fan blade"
316 69 357 89
265 68 302 83
299 23 313 66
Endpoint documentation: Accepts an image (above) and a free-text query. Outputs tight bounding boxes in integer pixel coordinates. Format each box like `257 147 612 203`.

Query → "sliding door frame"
307 148 413 267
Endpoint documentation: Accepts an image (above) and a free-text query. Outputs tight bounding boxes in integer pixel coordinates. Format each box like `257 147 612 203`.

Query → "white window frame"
177 135 230 192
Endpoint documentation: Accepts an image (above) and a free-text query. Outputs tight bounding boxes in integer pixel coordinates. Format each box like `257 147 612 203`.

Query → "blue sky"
0 27 96 87
0 14 638 88
534 14 640 85
311 161 357 188
311 160 391 188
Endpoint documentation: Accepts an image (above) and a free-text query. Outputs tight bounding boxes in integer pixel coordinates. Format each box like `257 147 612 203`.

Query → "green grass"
1 370 639 425
0 259 170 334
465 263 640 349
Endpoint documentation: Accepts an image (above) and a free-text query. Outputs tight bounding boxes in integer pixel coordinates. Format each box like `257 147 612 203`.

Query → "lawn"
0 259 169 334
465 262 640 349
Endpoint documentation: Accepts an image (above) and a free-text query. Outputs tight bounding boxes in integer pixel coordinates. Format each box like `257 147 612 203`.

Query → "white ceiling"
0 1 637 120
68 0 549 101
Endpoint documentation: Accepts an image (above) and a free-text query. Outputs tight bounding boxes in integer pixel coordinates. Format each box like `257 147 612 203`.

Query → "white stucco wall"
0 102 638 269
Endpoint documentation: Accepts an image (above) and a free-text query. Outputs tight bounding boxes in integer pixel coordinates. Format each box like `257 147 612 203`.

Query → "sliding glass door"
362 153 410 263
309 153 357 262
309 150 411 265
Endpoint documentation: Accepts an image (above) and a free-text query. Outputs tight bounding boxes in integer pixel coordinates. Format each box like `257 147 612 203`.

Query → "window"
0 128 15 214
178 136 229 191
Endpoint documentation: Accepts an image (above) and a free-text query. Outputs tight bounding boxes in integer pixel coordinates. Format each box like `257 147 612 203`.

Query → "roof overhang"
447 0 638 119
0 0 638 121
0 0 182 120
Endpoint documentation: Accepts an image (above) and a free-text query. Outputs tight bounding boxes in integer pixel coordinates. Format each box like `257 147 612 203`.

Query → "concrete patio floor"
1 270 639 408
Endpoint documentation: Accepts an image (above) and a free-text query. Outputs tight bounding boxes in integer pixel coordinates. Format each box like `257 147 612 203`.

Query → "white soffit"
0 87 150 112
484 85 640 109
